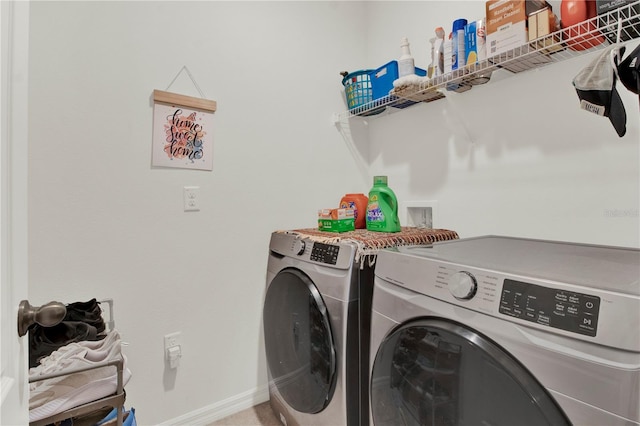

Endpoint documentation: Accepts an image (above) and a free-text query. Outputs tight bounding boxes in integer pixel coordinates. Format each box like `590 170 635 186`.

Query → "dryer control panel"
499 279 600 337
269 232 355 270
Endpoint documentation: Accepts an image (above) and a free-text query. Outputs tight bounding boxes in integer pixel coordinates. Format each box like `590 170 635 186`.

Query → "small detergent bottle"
366 176 401 233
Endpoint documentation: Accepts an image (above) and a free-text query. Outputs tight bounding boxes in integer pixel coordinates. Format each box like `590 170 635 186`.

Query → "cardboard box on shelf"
486 0 547 58
528 7 562 52
318 208 355 233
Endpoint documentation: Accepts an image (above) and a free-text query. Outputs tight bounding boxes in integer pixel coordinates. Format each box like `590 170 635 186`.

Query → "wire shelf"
335 0 640 120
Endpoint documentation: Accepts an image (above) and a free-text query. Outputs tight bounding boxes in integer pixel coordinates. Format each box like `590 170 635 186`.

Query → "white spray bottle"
398 37 415 78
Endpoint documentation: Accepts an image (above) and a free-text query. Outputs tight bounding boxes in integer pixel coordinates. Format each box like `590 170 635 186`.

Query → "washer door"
371 318 570 426
263 268 337 414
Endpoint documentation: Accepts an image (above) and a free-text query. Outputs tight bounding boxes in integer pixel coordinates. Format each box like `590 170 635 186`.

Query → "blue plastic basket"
342 69 374 110
370 60 427 109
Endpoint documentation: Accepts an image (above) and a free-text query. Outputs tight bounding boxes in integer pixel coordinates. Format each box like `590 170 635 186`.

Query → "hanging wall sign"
152 90 217 171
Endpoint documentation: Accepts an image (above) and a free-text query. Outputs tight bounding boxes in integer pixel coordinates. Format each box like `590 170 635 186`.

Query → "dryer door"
370 318 570 426
263 268 337 414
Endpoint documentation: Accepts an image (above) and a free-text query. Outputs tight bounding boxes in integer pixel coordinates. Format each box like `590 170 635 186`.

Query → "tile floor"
209 401 281 426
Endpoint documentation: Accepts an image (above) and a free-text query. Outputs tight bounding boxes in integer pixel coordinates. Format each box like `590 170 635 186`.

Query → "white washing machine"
263 231 374 426
369 236 640 425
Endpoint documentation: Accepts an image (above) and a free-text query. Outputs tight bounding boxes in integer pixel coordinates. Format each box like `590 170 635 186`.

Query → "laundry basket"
341 70 385 116
342 70 372 109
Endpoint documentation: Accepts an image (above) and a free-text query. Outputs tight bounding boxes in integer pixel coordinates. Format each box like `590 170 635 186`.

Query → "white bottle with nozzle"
434 27 445 76
398 37 415 78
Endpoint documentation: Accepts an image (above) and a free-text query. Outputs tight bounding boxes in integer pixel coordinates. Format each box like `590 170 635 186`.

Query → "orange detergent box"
486 0 546 57
318 208 355 233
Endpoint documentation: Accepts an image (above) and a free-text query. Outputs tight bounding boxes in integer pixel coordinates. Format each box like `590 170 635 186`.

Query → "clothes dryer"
369 236 640 426
263 231 373 426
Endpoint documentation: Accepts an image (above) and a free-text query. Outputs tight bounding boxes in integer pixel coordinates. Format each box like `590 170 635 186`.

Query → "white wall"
362 1 639 247
27 2 369 424
26 1 640 425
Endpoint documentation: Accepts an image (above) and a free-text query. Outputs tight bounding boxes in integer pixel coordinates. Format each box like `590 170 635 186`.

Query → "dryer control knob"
293 239 306 256
448 271 477 300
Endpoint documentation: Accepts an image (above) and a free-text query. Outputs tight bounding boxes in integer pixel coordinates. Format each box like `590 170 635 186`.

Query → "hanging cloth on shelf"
572 44 628 137
617 43 640 108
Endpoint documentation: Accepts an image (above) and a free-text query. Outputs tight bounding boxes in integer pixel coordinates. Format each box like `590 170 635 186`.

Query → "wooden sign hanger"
153 66 217 112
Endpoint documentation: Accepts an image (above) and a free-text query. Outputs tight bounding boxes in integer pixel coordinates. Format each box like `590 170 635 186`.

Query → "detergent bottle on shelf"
340 193 369 229
366 176 401 233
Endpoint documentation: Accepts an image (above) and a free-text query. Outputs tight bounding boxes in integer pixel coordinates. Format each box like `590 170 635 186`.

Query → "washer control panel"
310 242 340 265
499 279 600 337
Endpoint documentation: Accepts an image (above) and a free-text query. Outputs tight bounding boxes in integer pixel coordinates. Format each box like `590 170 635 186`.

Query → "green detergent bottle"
366 176 401 232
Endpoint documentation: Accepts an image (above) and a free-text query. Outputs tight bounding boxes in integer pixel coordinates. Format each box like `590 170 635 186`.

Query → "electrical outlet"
183 186 200 212
164 331 182 368
164 331 181 350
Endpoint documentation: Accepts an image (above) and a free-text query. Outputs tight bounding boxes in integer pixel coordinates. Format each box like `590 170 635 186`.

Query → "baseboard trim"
158 385 270 425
